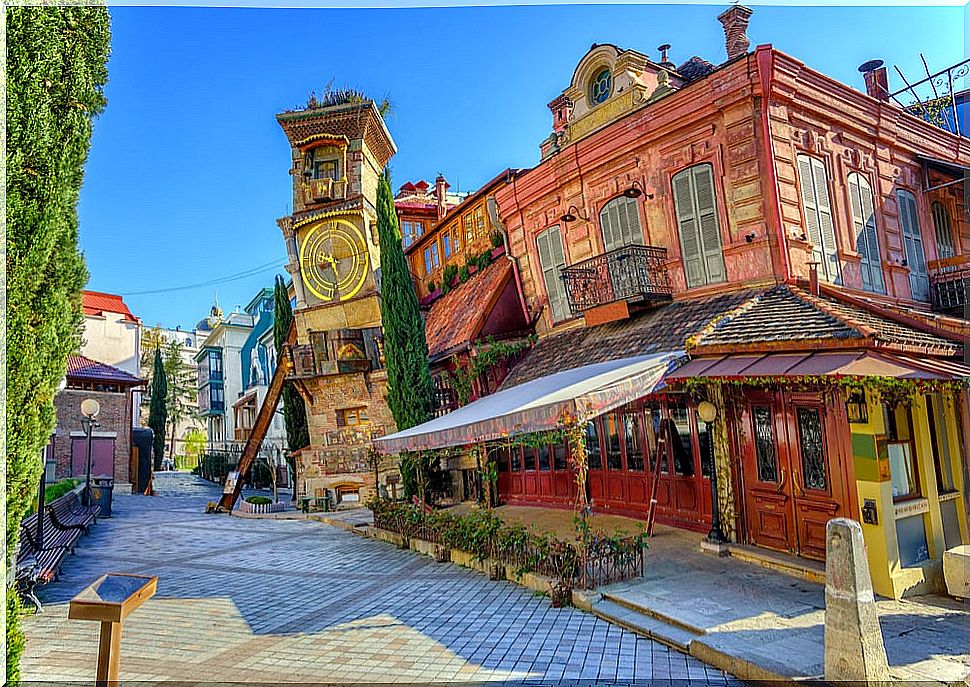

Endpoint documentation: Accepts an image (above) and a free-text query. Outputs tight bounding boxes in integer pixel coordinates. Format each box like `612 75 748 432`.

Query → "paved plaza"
22 472 739 684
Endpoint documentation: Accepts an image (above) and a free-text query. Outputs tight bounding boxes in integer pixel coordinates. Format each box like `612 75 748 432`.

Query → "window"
669 400 695 476
897 190 929 301
536 225 570 322
402 220 424 249
209 386 224 409
452 228 461 255
847 172 885 293
752 405 779 483
538 444 551 471
443 233 453 258
586 420 602 470
797 407 827 492
208 350 223 379
495 448 509 473
474 207 487 239
599 196 643 251
672 164 726 288
463 215 475 245
523 447 536 471
553 443 568 471
926 394 955 493
931 202 955 260
424 242 441 275
336 407 370 427
590 68 612 105
624 412 644 471
604 413 623 470
510 447 521 472
313 158 339 181
797 154 840 284
643 404 664 472
697 413 713 479
883 404 920 501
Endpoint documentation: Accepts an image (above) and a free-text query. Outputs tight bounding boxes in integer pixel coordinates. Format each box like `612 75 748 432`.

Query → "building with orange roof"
80 290 143 426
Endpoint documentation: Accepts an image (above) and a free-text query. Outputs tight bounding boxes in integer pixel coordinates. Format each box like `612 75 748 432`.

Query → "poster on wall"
223 471 239 495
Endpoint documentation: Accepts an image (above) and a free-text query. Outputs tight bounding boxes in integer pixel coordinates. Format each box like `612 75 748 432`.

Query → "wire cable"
119 259 286 296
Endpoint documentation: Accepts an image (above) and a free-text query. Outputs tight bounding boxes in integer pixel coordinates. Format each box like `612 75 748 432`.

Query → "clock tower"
276 98 399 502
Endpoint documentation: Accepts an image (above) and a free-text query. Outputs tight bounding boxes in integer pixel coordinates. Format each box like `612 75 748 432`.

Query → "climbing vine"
445 335 536 406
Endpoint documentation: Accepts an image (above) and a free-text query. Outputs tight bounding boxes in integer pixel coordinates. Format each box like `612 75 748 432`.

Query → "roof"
66 355 144 386
501 289 758 389
82 291 138 321
692 285 962 357
424 259 513 360
676 56 716 82
375 351 679 454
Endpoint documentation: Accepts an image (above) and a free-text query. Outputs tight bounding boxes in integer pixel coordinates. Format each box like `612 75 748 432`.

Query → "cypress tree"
147 348 168 471
274 275 310 454
6 6 111 681
376 169 435 431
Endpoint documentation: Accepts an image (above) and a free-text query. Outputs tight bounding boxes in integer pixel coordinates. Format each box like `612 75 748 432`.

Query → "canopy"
664 350 970 382
374 351 682 454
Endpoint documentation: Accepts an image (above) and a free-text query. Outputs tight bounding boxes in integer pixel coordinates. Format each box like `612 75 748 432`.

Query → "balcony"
301 177 348 205
289 328 384 379
929 254 970 315
561 244 672 314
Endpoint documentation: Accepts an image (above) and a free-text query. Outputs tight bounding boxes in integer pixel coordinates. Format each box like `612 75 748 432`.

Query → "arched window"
671 164 726 288
589 68 612 105
599 195 643 251
847 172 885 294
796 154 841 284
932 201 955 259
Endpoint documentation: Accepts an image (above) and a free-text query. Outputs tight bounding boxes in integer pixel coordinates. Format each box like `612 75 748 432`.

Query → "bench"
48 490 100 532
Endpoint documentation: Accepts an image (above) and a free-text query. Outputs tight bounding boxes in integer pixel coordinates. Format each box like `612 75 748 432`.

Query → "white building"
81 291 142 425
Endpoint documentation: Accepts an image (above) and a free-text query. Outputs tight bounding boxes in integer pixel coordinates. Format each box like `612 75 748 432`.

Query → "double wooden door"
738 391 847 560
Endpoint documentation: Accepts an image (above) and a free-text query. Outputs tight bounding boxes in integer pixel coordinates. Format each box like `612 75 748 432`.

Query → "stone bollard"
824 518 890 683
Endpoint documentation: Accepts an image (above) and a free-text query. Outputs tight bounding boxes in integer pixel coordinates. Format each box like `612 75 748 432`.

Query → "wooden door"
785 396 846 560
739 392 797 553
71 437 115 478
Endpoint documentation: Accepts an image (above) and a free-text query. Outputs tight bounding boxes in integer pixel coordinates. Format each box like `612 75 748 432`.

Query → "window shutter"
538 227 568 322
798 155 841 284
599 196 642 251
673 170 704 288
932 202 955 259
897 190 929 301
692 165 727 284
848 173 884 294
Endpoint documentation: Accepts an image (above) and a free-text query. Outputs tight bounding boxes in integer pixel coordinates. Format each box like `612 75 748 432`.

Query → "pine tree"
6 6 110 681
377 169 436 430
147 348 169 470
274 275 310 457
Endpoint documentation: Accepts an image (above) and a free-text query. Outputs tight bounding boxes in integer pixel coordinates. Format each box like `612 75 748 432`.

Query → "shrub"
490 230 504 249
441 264 458 293
458 265 471 283
474 249 493 271
245 495 272 505
44 478 80 504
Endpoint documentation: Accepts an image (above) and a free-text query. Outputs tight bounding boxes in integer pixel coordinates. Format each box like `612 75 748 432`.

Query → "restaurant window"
797 407 827 491
697 410 713 479
796 154 840 284
510 446 521 472
523 447 536 471
643 404 664 472
672 164 726 288
538 444 551 471
536 225 570 322
604 413 623 470
586 420 602 470
553 443 568 471
926 394 955 493
669 400 695 477
752 405 779 483
624 412 644 471
495 447 509 473
883 404 919 501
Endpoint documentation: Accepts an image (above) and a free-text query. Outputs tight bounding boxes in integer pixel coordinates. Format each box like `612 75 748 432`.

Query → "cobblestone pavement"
22 472 740 684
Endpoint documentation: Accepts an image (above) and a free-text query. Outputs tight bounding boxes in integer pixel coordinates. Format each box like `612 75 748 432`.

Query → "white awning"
374 351 682 454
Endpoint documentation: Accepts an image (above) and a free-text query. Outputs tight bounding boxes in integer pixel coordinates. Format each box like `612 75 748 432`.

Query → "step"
590 598 701 652
726 543 826 585
600 591 708 636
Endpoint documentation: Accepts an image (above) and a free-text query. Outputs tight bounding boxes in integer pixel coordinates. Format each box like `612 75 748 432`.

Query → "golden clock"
298 218 370 302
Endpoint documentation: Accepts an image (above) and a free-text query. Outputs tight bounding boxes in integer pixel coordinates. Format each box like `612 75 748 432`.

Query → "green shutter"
673 169 704 287
692 165 727 284
600 196 642 251
538 226 568 321
798 154 841 284
673 165 725 288
848 172 884 294
898 190 929 301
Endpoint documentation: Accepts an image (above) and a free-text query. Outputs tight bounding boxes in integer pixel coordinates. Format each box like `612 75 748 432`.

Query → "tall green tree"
147 348 169 470
274 275 310 487
376 169 435 430
6 6 111 681
140 327 200 459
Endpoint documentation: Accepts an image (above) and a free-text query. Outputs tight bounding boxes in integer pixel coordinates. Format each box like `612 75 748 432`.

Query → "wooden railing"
301 177 348 205
928 254 970 314
561 244 672 314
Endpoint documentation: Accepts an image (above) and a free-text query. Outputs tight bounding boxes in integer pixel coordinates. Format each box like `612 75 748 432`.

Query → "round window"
590 68 612 105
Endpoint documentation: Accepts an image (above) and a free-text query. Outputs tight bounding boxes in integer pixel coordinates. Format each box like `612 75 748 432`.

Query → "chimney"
859 59 889 101
808 261 820 296
435 174 449 220
657 44 675 71
717 4 754 61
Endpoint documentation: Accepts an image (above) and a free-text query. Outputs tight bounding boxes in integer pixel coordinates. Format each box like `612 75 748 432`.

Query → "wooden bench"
48 490 100 532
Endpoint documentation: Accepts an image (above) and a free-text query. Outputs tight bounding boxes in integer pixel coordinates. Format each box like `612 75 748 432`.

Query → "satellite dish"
858 59 884 74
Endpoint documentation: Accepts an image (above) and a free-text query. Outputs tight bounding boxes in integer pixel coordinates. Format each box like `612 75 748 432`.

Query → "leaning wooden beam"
214 320 297 513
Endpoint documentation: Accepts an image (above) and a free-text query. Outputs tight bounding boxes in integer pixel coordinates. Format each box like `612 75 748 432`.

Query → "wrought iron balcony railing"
561 244 672 314
301 177 348 205
928 254 970 315
889 58 969 137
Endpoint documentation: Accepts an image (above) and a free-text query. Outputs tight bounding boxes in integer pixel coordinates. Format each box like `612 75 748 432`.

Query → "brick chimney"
859 60 889 101
717 4 754 61
435 174 449 220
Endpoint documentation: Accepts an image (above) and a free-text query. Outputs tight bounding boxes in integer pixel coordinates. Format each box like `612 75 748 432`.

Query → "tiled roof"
82 291 138 321
676 56 716 83
67 355 143 385
501 289 758 389
424 260 513 360
693 285 962 356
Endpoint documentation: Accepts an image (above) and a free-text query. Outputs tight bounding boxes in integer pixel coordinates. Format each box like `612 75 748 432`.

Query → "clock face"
298 218 370 302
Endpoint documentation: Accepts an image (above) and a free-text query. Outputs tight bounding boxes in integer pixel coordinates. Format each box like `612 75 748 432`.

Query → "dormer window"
590 68 612 105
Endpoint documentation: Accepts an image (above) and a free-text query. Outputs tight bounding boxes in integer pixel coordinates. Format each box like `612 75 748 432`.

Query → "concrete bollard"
824 518 890 683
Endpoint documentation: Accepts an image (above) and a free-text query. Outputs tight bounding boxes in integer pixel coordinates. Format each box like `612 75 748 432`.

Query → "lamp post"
81 398 101 507
697 400 725 544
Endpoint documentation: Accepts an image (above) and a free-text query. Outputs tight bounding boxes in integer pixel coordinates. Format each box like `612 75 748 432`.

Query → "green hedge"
245 496 272 505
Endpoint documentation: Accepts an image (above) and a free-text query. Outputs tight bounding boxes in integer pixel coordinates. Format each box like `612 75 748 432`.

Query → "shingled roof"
501 289 759 389
67 355 144 386
692 285 962 357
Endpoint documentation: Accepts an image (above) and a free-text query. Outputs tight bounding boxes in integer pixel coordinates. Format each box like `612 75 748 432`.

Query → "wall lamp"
560 205 590 223
623 180 653 199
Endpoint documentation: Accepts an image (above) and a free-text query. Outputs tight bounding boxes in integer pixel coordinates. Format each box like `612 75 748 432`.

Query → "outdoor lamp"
81 398 101 507
560 205 589 223
697 400 725 544
622 180 652 199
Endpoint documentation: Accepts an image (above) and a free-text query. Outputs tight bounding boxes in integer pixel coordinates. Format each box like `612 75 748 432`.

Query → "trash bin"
90 477 114 517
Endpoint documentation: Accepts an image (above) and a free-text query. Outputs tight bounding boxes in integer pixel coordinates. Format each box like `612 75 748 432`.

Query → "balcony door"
672 164 726 288
599 196 643 251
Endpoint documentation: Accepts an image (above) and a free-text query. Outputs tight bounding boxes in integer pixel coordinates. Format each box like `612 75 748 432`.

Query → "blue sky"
79 2 965 329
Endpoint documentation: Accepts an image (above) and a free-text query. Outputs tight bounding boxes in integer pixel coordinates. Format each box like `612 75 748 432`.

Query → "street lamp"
81 398 101 507
697 400 725 544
